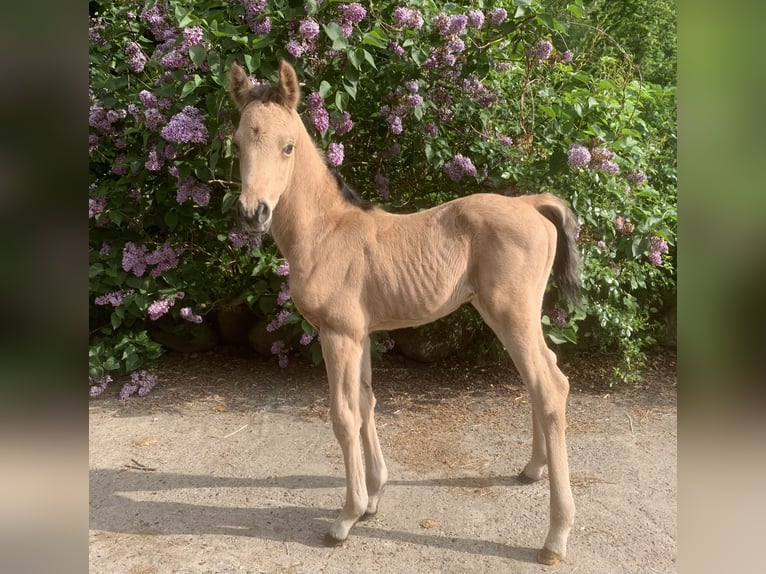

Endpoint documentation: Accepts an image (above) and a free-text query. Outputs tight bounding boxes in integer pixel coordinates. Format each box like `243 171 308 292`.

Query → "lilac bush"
90 0 676 390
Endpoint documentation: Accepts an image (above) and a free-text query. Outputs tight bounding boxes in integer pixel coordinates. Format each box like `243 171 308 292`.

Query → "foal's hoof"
323 532 347 547
537 547 562 565
516 470 540 485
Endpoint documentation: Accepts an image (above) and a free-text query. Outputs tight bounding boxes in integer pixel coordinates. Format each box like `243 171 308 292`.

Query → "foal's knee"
330 408 361 442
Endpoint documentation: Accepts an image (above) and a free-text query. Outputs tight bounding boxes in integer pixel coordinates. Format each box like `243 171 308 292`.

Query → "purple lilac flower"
122 242 149 277
89 18 106 46
266 309 292 332
251 16 271 35
647 236 669 266
333 111 354 135
626 170 648 186
392 7 424 29
388 40 405 57
99 242 110 256
467 9 485 29
242 0 267 19
424 121 438 135
374 172 389 198
276 282 291 306
89 196 107 219
120 370 158 399
182 26 204 47
286 40 305 57
141 5 174 41
148 297 175 320
300 330 317 346
180 307 203 323
559 50 574 64
125 41 147 73
326 142 344 167
89 375 112 398
487 8 508 25
89 134 99 152
145 146 164 171
135 371 159 397
176 177 211 206
434 14 467 37
596 240 607 250
307 93 329 133
300 18 320 41
228 228 262 249
89 102 126 135
338 3 367 24
549 307 568 327
145 243 180 278
161 106 208 144
567 144 591 168
614 216 634 235
528 40 553 62
94 289 133 307
444 153 477 181
271 340 289 368
276 261 290 276
588 147 619 174
387 115 403 135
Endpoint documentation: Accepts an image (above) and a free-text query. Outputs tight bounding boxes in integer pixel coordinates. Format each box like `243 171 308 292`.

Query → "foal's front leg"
321 331 368 544
359 338 388 516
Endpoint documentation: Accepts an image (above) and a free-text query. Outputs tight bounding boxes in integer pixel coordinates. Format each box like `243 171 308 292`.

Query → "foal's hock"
228 59 581 565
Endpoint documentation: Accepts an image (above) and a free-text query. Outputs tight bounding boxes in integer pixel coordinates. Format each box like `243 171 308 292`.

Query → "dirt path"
89 351 677 573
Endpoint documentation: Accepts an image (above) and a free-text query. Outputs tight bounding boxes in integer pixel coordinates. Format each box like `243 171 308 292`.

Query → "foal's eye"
283 143 294 155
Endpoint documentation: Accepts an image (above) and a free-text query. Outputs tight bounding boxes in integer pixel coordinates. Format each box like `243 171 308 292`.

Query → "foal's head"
228 60 302 234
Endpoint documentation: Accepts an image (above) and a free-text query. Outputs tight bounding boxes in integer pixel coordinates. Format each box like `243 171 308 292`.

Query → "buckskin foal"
228 59 580 565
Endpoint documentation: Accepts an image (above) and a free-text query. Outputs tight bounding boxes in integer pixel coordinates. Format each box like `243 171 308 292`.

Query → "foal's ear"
228 62 252 111
277 59 300 110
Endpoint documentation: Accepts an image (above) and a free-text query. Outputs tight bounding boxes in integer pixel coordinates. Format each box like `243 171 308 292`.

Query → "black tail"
534 195 582 306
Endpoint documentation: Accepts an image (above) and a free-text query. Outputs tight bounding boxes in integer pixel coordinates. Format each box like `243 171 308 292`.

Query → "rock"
391 307 481 362
217 302 258 344
147 320 218 354
248 317 285 356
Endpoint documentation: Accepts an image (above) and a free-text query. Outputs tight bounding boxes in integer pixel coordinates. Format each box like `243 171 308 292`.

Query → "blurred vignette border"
0 1 764 573
681 1 766 573
0 3 88 574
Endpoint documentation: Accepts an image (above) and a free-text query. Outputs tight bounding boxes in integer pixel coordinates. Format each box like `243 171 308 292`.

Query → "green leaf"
362 29 388 49
181 79 199 99
335 90 348 112
124 351 141 372
189 44 206 67
343 78 357 100
89 263 104 279
319 80 332 99
222 191 239 214
164 210 180 230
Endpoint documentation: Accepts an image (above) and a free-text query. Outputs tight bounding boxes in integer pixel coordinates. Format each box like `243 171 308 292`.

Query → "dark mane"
242 84 286 107
331 171 373 211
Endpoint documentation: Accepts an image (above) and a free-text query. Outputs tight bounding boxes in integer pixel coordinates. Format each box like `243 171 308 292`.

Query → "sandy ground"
89 350 677 573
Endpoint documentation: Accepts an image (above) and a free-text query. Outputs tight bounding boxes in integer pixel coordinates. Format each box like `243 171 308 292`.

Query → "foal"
228 59 580 565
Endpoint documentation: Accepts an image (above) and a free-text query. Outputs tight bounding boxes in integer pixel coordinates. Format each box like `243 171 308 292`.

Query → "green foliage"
89 0 676 392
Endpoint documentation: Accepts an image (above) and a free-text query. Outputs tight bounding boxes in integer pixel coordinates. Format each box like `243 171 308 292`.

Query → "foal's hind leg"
473 301 575 564
518 407 547 483
320 330 369 544
359 338 388 516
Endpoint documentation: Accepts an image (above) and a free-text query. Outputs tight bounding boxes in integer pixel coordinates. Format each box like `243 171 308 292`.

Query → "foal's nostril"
237 201 248 222
238 200 271 230
255 201 271 224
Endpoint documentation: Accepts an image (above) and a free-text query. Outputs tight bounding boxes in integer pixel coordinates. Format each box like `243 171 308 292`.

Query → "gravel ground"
89 349 677 573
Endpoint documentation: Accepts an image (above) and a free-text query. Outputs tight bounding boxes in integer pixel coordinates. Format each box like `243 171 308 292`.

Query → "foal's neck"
270 128 350 265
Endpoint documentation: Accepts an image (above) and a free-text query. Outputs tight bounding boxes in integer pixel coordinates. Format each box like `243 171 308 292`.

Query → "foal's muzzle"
238 200 272 233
